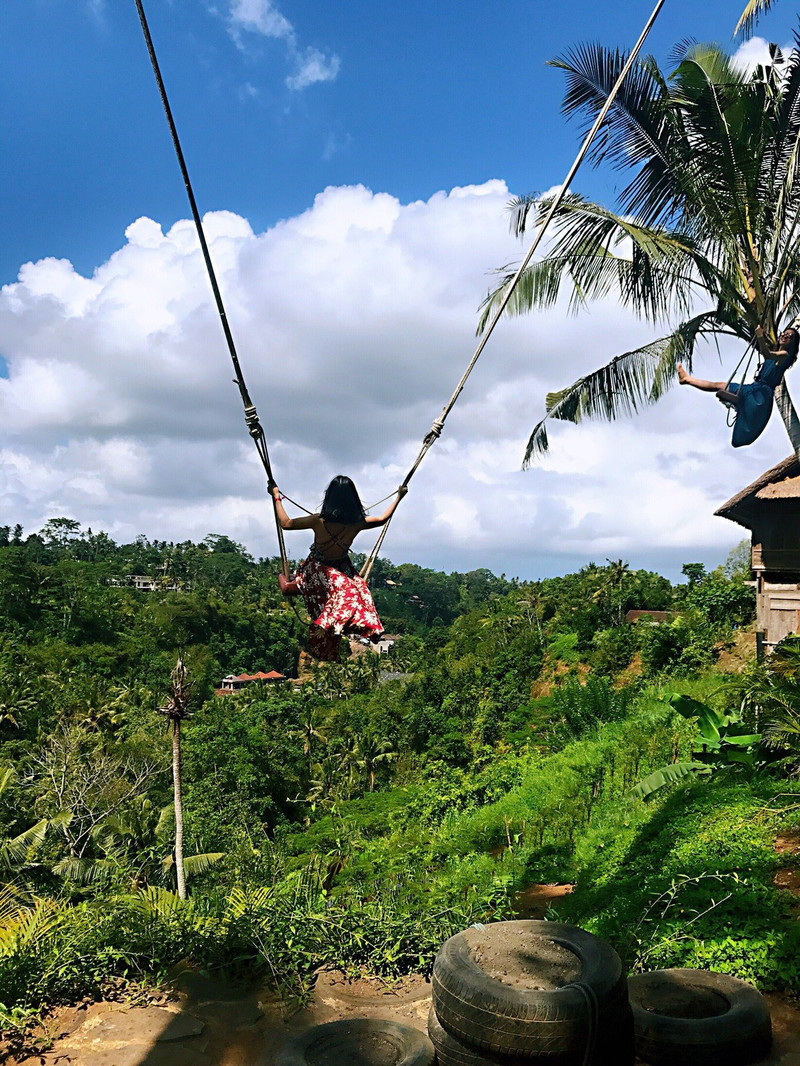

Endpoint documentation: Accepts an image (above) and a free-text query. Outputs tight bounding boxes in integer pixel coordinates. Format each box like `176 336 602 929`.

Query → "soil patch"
513 882 575 919
714 628 757 673
774 867 800 895
5 970 432 1066
463 926 581 990
775 832 800 856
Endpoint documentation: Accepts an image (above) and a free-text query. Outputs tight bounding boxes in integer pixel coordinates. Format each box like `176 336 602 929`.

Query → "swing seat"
727 381 774 448
715 387 742 408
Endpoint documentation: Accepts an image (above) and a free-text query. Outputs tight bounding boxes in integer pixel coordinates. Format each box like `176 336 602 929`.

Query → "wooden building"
716 455 800 651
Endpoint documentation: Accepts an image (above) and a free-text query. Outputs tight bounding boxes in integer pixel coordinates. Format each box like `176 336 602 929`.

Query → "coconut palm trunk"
161 656 194 900
171 717 185 899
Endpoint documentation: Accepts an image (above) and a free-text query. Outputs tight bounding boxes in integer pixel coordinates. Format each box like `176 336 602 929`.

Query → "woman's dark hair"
782 328 800 362
320 475 365 524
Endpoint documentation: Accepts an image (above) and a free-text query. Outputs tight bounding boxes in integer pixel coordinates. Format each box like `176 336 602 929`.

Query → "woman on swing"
270 476 407 661
677 325 800 447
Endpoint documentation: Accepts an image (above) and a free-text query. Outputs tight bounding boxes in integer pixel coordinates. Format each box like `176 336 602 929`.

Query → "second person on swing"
677 325 800 447
271 475 407 662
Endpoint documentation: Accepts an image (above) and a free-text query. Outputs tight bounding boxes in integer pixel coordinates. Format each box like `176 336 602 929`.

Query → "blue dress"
728 355 795 448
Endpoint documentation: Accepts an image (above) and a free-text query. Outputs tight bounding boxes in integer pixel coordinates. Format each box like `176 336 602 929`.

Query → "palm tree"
0 766 71 894
55 799 223 891
481 39 800 463
355 735 397 792
160 657 194 899
604 559 631 626
290 703 328 768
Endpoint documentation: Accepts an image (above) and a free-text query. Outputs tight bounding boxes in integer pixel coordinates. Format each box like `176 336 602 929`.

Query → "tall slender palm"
481 39 800 463
355 735 397 792
160 657 194 899
290 704 328 769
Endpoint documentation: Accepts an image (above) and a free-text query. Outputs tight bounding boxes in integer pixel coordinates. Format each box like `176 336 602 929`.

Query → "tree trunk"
172 720 186 899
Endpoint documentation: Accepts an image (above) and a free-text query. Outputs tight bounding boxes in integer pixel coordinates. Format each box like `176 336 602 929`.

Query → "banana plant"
632 692 762 799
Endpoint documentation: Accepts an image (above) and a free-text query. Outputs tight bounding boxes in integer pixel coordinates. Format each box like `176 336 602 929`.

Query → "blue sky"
3 0 796 286
1 1 799 579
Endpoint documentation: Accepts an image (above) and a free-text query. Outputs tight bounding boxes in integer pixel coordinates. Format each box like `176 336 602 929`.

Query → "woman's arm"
271 487 317 531
754 325 776 359
363 485 408 527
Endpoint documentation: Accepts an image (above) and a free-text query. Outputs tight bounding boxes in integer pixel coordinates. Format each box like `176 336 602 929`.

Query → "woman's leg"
677 365 727 391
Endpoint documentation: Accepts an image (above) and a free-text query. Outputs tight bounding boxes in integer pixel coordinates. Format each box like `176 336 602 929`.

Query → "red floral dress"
294 547 384 661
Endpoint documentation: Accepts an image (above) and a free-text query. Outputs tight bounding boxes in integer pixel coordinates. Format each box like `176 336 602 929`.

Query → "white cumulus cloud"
0 180 779 578
731 35 795 72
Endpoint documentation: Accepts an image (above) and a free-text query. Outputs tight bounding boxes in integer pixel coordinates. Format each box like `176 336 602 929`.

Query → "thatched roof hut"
716 455 800 649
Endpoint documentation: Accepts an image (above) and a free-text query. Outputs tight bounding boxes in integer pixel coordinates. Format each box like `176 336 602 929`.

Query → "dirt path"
7 970 800 1066
7 865 800 1066
6 970 432 1066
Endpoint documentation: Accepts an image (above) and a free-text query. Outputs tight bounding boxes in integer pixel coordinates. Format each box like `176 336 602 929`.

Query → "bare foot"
677 364 690 384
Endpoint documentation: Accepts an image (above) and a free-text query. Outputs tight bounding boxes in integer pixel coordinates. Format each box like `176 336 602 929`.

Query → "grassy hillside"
4 525 800 1032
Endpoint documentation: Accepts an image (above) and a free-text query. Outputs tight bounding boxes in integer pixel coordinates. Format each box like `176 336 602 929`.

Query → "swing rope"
133 0 290 578
135 0 667 584
359 0 667 580
720 338 758 427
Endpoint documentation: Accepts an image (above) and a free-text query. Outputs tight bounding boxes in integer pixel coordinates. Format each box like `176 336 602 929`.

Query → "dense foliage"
4 524 800 1035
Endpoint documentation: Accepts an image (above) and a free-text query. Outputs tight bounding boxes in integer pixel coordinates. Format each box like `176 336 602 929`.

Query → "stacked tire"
428 921 634 1066
628 969 772 1066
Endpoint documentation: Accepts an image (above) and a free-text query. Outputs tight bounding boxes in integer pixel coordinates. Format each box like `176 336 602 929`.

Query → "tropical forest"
2 517 800 1049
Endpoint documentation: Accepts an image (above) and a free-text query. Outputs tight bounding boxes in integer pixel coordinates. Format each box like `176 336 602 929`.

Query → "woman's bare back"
310 517 361 560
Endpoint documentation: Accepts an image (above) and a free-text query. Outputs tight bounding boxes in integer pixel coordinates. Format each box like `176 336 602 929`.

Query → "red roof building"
216 670 286 695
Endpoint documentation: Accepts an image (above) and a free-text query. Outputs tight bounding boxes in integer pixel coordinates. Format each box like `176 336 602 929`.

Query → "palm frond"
0 897 65 956
0 820 49 870
735 0 778 38
53 856 116 885
181 852 225 877
523 316 717 466
0 766 15 799
508 194 539 238
127 885 186 918
0 885 28 925
551 44 673 192
480 194 706 332
478 257 574 333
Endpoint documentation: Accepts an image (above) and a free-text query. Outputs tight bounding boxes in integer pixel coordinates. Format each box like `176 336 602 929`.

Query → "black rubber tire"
432 920 634 1064
428 1006 531 1065
628 969 772 1066
276 1018 435 1066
